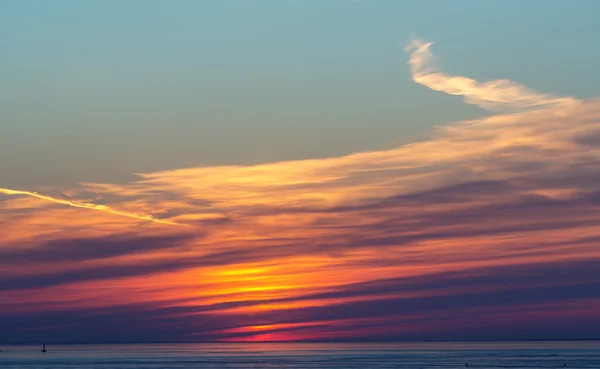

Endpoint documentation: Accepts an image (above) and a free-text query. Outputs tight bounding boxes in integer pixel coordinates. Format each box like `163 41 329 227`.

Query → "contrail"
405 38 580 112
0 187 182 226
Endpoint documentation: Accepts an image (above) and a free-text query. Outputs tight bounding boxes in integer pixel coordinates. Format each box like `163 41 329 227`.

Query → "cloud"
405 39 580 112
0 233 196 265
1 37 600 342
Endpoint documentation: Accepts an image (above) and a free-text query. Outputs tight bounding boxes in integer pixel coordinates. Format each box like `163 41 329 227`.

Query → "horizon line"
2 338 600 345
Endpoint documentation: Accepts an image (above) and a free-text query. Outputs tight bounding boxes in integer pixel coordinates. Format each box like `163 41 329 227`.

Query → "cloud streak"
0 187 183 226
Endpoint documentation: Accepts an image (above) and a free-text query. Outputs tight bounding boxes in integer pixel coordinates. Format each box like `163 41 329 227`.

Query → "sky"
1 0 600 343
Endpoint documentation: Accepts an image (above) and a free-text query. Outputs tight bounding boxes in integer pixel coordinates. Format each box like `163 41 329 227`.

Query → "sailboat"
41 344 46 353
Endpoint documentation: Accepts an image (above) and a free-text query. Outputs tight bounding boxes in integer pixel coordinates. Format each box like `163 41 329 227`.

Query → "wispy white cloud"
406 38 580 112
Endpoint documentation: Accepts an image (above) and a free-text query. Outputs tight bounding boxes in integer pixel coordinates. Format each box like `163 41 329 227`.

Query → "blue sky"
2 0 599 187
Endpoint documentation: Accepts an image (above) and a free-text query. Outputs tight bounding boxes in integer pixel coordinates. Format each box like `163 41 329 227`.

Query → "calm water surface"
0 341 599 368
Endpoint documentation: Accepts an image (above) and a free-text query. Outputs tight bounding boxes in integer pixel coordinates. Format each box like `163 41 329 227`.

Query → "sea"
0 341 599 369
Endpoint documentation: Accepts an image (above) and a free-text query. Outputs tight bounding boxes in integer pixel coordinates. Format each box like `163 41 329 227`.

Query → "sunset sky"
2 0 600 343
